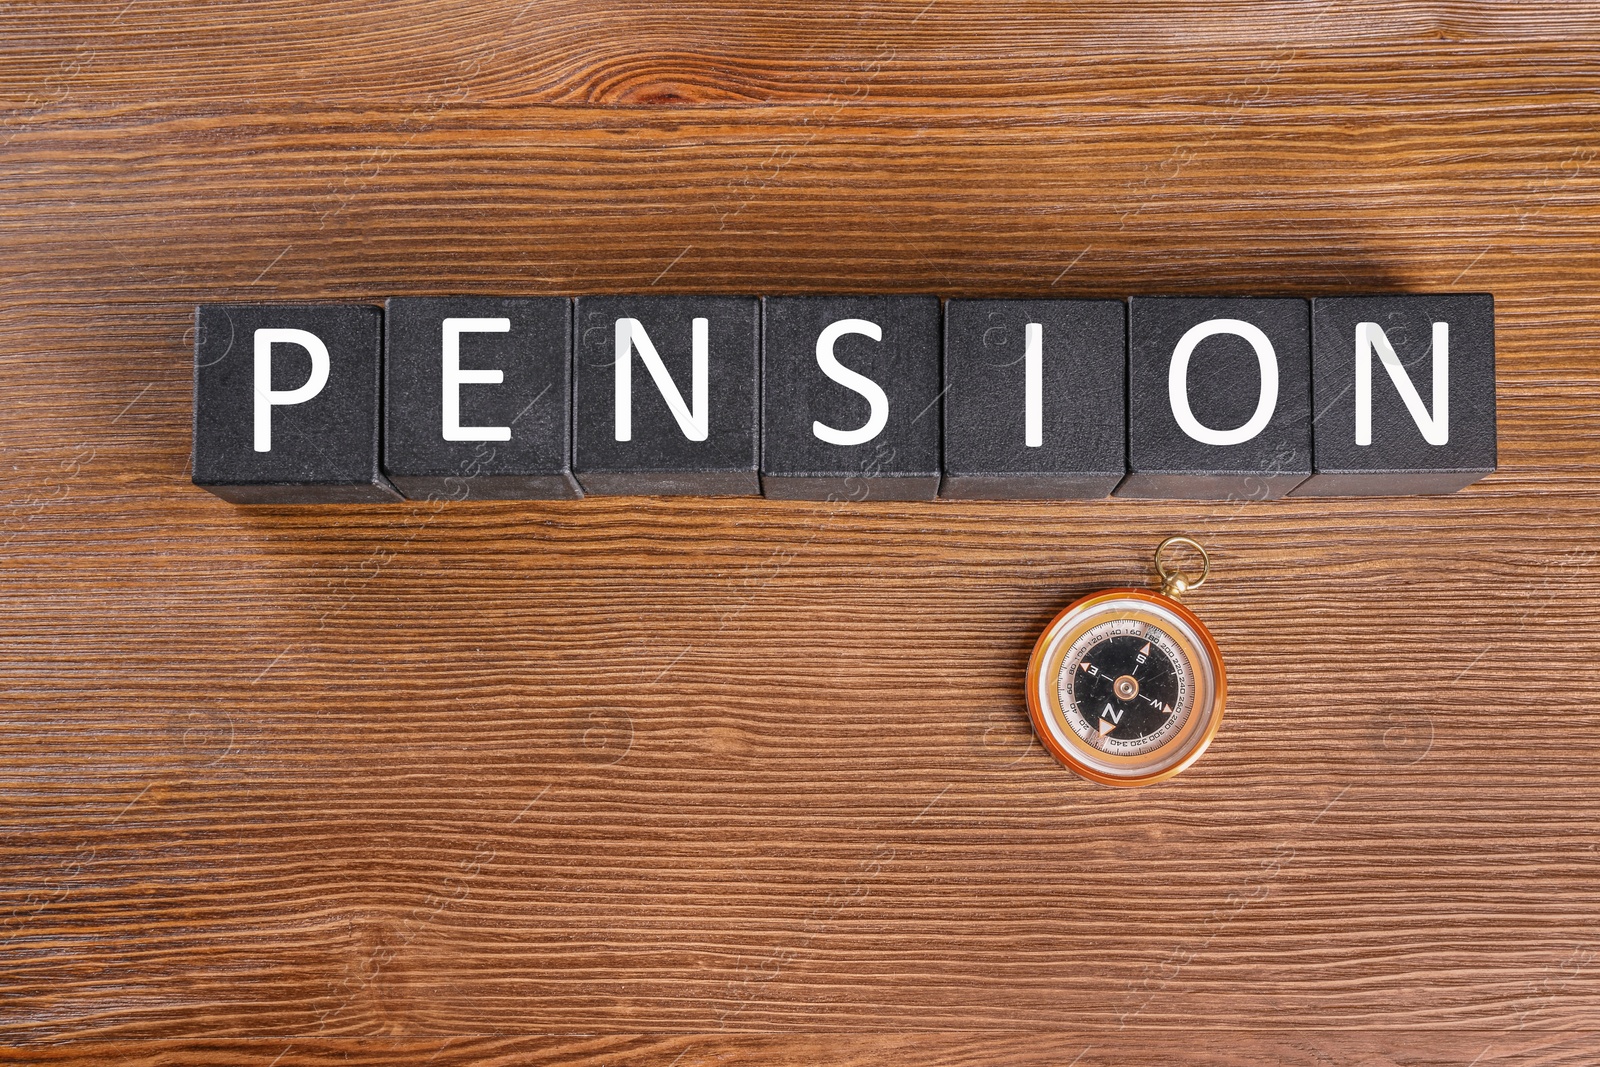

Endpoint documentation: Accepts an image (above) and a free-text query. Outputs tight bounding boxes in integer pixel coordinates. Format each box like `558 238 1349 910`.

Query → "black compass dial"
1070 633 1181 742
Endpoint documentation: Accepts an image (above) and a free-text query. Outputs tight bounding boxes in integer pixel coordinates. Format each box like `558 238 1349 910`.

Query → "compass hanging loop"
1155 536 1210 600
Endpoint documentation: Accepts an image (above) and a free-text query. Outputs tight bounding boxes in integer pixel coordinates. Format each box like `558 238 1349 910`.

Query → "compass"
1025 537 1226 786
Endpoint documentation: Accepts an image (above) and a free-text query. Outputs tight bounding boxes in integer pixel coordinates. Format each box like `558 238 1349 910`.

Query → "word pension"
191 294 1495 504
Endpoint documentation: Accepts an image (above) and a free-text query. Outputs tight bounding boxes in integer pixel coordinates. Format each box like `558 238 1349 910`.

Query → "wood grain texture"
4 2 1600 1061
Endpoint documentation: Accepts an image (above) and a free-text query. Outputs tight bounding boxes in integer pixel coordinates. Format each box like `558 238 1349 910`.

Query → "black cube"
1293 293 1496 496
573 295 760 496
383 296 577 501
192 303 398 503
761 295 941 501
940 298 1126 499
1118 296 1312 500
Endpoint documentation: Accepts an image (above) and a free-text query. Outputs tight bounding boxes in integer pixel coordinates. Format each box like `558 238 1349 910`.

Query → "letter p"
254 328 329 452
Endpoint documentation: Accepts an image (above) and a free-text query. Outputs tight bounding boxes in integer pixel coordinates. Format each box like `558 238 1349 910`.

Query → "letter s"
811 318 888 447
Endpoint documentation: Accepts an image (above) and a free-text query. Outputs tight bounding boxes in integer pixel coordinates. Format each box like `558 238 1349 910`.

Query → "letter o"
1168 318 1279 446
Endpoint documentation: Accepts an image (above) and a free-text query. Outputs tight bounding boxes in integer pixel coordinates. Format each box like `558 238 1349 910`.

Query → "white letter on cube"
812 318 889 446
1355 321 1449 446
1168 318 1279 447
442 317 511 442
253 328 330 452
614 317 709 442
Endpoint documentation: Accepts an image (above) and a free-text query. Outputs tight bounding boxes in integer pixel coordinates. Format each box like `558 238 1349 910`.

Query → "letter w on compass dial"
1067 629 1184 745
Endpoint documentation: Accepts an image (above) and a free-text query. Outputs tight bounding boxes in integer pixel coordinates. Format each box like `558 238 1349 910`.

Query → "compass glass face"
1026 591 1224 786
1061 620 1193 757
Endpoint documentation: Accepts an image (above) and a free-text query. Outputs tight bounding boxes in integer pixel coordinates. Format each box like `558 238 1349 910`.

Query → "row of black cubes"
193 294 1496 503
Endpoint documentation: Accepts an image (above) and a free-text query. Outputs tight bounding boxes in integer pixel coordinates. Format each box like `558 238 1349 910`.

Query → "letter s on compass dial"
1026 589 1225 786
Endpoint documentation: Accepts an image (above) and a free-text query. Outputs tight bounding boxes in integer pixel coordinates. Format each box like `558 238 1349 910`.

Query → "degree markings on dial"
1040 601 1217 770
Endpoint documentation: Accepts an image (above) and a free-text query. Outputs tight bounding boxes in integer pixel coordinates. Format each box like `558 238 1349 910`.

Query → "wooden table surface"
5 2 1600 1063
